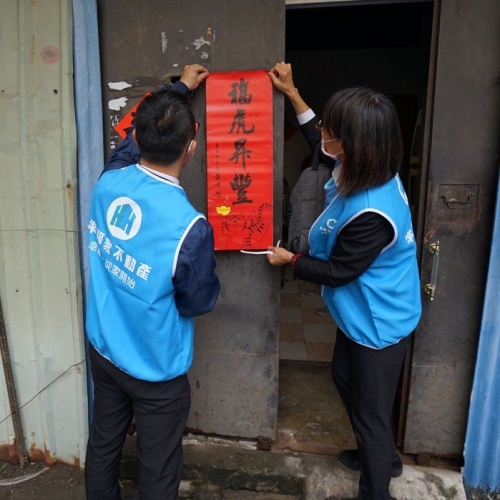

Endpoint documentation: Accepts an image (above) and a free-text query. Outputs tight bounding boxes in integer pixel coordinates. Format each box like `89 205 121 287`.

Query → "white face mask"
321 137 342 162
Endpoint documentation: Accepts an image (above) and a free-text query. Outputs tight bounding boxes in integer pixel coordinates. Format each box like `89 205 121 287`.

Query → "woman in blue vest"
268 62 422 500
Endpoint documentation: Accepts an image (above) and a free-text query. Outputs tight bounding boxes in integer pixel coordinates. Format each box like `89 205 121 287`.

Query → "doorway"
276 0 434 457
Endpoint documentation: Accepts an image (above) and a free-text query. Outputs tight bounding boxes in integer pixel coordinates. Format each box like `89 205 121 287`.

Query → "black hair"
322 87 403 196
134 90 196 166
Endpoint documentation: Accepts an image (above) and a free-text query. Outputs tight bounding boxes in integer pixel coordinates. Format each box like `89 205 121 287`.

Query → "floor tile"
280 293 301 308
281 279 300 294
306 342 335 363
280 306 302 324
299 293 325 308
280 323 304 342
279 341 307 361
274 362 356 455
303 323 337 344
301 307 335 324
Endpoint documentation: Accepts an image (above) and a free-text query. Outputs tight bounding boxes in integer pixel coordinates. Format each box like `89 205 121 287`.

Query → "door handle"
424 241 440 301
441 193 473 210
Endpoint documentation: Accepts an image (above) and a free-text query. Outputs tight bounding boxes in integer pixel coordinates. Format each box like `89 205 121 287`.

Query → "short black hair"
323 87 403 196
134 90 196 166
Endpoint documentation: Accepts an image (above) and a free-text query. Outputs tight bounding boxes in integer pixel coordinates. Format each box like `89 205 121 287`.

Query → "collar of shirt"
137 163 180 186
332 163 343 186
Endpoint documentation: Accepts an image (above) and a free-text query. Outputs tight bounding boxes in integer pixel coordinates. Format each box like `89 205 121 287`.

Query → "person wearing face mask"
268 62 421 500
85 64 220 500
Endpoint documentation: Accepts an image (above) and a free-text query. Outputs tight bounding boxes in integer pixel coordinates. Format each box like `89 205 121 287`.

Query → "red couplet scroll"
206 70 274 251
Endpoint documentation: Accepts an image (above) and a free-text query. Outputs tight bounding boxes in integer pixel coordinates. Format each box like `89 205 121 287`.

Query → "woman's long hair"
322 87 403 196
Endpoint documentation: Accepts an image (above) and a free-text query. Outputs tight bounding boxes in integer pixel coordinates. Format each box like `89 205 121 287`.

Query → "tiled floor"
275 269 356 456
273 361 356 455
279 267 337 363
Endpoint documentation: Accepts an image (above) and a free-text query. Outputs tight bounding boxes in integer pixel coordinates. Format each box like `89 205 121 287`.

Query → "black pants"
331 328 409 500
85 344 191 500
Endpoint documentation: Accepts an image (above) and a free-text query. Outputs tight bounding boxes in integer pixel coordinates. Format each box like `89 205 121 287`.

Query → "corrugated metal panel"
0 0 88 466
462 173 500 497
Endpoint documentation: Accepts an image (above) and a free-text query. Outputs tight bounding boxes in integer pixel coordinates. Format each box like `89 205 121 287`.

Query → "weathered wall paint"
0 0 87 466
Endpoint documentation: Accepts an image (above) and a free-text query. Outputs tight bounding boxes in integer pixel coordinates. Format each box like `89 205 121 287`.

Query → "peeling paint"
200 52 209 60
161 32 168 54
173 63 179 68
108 97 128 111
107 81 132 91
110 114 120 148
192 37 211 51
110 114 120 127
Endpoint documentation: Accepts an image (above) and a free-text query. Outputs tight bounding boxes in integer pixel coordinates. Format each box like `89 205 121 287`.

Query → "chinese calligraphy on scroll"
206 71 274 251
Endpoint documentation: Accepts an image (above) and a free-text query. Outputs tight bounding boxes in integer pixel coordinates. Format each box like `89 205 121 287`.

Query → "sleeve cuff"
296 108 316 126
290 253 303 270
170 81 190 94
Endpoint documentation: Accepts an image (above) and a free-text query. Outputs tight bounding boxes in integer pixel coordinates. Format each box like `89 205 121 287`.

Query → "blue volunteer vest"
309 171 422 349
86 164 205 381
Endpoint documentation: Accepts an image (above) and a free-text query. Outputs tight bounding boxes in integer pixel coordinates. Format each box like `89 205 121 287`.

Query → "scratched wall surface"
0 0 88 466
97 0 285 439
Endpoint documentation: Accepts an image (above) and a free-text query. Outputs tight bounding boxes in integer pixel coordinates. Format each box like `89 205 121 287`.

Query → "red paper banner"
206 71 274 251
114 93 150 139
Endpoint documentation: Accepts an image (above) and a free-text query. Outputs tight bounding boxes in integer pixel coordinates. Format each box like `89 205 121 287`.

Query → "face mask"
321 137 342 162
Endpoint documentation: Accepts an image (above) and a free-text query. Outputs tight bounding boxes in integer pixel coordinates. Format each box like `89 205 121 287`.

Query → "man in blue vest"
85 64 220 500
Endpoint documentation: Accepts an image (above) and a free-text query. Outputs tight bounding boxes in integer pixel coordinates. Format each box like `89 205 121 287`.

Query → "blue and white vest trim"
86 164 204 381
309 170 422 349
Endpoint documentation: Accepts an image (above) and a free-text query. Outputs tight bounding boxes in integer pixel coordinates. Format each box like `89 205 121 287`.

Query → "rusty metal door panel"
404 0 500 456
97 0 285 439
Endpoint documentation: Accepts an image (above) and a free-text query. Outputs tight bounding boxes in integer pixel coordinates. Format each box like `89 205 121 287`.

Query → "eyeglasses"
314 120 324 132
315 120 340 143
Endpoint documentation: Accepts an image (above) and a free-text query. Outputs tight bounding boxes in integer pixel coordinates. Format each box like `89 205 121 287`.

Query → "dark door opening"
276 0 433 457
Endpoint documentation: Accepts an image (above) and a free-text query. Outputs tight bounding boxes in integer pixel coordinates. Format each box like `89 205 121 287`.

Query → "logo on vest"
405 228 415 244
107 197 142 240
320 218 337 235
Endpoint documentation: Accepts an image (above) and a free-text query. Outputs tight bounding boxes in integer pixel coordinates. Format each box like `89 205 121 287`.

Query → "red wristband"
290 253 303 270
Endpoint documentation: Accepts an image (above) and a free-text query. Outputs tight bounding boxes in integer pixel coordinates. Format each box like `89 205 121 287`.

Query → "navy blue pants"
85 344 191 500
331 329 409 500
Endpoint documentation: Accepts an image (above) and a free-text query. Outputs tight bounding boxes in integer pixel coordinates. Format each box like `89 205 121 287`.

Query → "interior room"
275 0 433 457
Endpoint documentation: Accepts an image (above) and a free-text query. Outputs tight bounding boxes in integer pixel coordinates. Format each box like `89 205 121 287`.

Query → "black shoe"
339 449 403 478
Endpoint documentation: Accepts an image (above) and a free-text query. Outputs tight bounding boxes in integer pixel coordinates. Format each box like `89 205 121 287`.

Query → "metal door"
403 0 500 457
97 0 285 439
